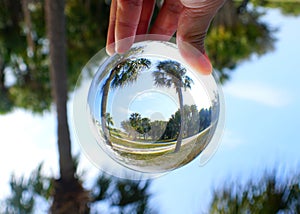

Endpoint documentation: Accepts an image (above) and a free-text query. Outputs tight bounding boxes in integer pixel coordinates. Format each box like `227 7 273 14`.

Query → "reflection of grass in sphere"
111 125 214 167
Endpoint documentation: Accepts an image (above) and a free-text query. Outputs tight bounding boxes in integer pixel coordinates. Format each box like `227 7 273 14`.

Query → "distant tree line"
119 104 212 142
160 105 212 141
120 113 152 140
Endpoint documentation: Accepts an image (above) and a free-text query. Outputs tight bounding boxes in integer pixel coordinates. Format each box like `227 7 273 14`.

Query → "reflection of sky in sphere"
128 90 178 121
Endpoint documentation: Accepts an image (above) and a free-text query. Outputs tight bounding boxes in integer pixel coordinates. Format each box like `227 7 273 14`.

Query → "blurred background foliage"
252 0 300 16
207 0 276 83
1 0 300 114
209 170 300 213
1 0 300 213
2 160 156 214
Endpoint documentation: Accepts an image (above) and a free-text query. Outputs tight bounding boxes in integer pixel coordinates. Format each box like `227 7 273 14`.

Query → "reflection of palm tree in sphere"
101 58 151 146
153 60 193 152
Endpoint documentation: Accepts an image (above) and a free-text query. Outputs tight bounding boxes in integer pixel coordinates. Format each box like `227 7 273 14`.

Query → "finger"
177 37 212 75
106 0 117 55
115 0 143 53
149 0 183 39
177 0 225 74
136 0 156 35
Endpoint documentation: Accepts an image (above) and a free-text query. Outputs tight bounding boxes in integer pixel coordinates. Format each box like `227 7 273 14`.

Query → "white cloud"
132 91 157 102
220 130 244 150
116 106 129 114
224 82 292 107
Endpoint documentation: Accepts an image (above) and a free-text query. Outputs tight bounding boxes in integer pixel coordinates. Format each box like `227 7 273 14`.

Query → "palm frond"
111 58 151 88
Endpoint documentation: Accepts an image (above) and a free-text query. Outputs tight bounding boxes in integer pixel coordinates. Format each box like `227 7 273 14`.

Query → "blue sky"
148 8 300 213
1 7 300 214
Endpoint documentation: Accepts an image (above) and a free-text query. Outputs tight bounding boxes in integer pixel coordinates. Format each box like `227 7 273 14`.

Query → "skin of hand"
106 0 225 74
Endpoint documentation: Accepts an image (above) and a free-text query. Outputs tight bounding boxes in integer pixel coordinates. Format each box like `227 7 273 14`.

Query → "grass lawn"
109 131 175 149
108 126 215 172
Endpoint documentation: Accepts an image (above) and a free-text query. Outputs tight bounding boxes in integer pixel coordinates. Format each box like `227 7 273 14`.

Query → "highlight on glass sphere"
72 35 225 179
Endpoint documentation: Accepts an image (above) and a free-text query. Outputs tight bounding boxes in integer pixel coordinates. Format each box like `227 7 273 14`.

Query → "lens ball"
73 36 224 178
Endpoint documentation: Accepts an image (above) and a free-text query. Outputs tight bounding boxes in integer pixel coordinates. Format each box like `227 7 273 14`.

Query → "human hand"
106 0 225 74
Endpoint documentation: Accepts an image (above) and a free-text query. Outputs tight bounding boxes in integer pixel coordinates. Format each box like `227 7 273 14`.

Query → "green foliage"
65 0 110 87
206 0 276 83
161 105 211 140
0 0 110 114
251 0 300 16
101 57 151 143
110 58 151 89
121 104 212 141
148 120 167 140
153 60 193 91
128 113 152 139
2 162 156 213
0 0 284 113
91 173 156 214
106 112 114 128
0 0 53 113
0 90 13 114
139 117 152 139
2 163 52 214
153 60 194 151
209 170 300 213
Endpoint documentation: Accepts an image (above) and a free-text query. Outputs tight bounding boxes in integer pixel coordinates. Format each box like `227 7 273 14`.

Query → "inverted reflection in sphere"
73 37 224 179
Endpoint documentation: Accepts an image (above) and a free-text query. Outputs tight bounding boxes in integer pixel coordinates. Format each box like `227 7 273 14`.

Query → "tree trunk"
211 0 239 28
45 0 89 213
0 57 5 92
174 87 184 152
101 70 116 146
45 0 74 184
21 0 35 54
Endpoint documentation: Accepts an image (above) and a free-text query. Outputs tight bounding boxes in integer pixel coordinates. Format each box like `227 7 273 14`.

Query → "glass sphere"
73 36 224 179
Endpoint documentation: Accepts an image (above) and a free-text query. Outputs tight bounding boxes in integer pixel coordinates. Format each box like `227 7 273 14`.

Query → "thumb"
177 0 225 74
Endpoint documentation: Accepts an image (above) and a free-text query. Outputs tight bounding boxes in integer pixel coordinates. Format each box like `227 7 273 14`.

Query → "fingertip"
106 43 115 56
177 38 212 75
201 53 213 75
115 37 134 54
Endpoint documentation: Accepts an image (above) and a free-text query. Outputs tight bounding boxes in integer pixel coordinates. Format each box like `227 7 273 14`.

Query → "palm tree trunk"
101 71 116 146
45 0 74 184
0 58 5 92
174 87 184 152
45 0 89 213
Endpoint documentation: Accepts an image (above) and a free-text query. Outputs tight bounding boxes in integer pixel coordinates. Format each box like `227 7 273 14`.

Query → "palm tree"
129 112 142 139
128 113 151 140
45 0 89 213
105 112 114 130
153 60 193 152
139 117 151 139
101 58 151 145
